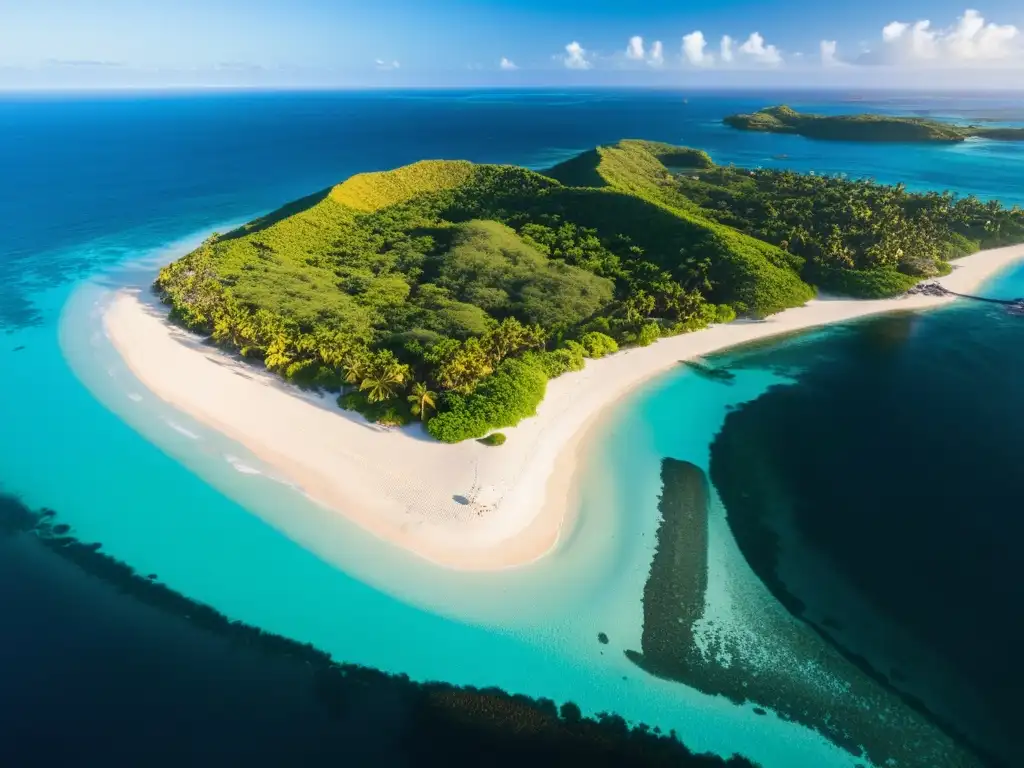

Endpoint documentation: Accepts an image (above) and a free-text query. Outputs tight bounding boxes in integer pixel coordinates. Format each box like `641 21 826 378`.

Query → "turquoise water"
3 90 1023 767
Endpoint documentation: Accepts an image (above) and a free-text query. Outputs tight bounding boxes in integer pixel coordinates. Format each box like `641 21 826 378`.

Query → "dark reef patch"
708 309 1024 767
0 492 757 768
625 459 709 680
625 458 984 768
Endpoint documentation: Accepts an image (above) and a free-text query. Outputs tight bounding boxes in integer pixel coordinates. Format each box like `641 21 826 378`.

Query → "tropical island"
723 105 1024 143
153 140 1024 442
98 139 1024 571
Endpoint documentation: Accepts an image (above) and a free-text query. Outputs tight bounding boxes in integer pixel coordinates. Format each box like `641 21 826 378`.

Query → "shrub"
338 390 412 426
531 346 586 378
808 265 918 298
579 331 619 358
713 304 737 324
637 322 661 347
376 405 411 427
478 432 507 446
427 358 548 443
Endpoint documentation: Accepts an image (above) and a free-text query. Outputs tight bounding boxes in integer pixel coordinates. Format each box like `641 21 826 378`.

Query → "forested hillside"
724 105 1024 143
155 140 1024 441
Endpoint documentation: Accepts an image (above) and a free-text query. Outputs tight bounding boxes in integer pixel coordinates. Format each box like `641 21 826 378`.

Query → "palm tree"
359 352 409 403
341 350 369 388
407 382 437 421
263 332 294 372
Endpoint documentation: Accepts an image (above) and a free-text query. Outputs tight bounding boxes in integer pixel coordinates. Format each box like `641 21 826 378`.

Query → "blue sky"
2 1 1023 88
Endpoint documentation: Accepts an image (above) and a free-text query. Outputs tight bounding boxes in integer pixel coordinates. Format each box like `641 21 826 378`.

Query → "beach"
103 243 1024 571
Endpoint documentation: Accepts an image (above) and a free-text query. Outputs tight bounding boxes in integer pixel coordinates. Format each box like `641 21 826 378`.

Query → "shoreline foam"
102 244 1024 570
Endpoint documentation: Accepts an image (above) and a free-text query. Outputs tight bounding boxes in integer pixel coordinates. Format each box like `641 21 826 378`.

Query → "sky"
2 1 1024 89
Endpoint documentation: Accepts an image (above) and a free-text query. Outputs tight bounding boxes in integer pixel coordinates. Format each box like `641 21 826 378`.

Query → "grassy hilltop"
724 105 1024 143
156 140 1024 441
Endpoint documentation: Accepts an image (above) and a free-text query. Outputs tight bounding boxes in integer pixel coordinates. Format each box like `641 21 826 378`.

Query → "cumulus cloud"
720 35 734 63
682 30 782 67
682 31 713 67
564 41 591 70
500 57 518 71
649 40 665 68
738 32 782 65
624 36 663 67
862 9 1021 66
626 36 645 61
820 39 840 66
374 59 400 70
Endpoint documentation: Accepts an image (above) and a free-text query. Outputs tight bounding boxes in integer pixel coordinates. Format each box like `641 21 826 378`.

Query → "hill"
155 140 1024 441
724 105 1024 143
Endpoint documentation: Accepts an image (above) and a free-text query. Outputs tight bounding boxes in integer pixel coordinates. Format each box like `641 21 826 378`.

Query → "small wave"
165 420 200 440
127 392 143 402
225 455 262 475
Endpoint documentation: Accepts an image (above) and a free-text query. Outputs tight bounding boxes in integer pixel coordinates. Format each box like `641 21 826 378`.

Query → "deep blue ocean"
1 89 1022 768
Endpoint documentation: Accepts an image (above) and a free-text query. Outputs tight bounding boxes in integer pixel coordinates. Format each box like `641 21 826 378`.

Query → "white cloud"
720 35 734 63
820 39 839 66
624 35 663 67
649 40 664 68
863 9 1021 66
738 32 782 65
499 57 518 71
626 36 645 61
374 59 400 71
564 41 591 70
682 30 781 68
682 31 713 67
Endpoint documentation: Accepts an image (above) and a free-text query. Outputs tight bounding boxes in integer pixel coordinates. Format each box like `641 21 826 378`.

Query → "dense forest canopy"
156 139 1024 441
724 105 1024 143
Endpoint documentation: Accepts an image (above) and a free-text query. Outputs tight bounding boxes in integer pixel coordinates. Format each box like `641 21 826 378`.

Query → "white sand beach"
104 244 1024 570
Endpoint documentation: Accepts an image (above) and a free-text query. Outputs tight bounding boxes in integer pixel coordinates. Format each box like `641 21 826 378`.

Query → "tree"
359 350 409 403
341 348 370 387
434 337 493 394
482 317 545 367
408 382 437 421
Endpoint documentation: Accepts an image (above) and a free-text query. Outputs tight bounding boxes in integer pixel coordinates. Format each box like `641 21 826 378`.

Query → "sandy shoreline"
103 244 1024 570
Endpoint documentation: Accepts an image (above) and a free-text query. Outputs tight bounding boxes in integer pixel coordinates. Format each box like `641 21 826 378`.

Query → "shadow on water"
0 491 757 768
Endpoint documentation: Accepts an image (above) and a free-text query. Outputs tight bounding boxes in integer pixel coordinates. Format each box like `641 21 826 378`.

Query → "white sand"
104 244 1024 570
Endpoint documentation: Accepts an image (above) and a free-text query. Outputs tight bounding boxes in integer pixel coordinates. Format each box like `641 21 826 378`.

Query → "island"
153 140 1023 440
102 140 1024 571
723 105 1024 143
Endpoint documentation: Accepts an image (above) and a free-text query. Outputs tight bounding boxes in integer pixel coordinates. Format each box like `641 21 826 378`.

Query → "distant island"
155 140 1024 442
724 105 1024 143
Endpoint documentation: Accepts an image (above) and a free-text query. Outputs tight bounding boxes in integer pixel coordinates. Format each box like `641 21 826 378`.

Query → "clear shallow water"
2 90 1023 767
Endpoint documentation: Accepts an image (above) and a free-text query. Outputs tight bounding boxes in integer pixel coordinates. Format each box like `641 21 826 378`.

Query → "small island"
155 139 1024 440
102 138 1024 571
724 105 1024 143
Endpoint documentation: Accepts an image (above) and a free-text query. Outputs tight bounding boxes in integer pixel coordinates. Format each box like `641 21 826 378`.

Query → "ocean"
1 89 1022 767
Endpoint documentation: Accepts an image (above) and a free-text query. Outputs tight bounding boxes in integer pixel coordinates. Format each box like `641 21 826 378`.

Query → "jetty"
909 282 1024 314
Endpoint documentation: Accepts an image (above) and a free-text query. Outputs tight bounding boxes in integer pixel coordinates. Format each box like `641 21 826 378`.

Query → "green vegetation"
724 105 1024 143
156 139 1024 440
478 432 507 446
